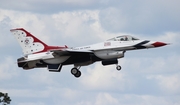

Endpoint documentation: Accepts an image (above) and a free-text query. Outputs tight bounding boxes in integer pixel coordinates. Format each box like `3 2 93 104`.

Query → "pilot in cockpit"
120 36 128 41
120 38 124 41
125 36 128 41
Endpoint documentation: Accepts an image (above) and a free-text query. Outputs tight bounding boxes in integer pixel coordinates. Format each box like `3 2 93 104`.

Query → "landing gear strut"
71 67 81 78
115 60 122 71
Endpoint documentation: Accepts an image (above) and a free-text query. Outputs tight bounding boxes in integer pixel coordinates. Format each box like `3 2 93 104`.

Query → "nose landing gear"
116 65 121 71
116 61 121 71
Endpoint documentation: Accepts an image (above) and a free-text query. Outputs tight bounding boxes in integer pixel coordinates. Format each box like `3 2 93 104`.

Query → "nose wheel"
116 65 121 71
71 67 81 78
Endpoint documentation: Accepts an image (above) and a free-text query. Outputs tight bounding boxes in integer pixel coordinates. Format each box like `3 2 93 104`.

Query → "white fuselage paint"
67 40 144 59
26 39 155 65
27 52 70 64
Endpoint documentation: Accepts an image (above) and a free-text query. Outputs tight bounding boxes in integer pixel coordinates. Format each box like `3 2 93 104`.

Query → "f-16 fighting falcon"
10 28 168 78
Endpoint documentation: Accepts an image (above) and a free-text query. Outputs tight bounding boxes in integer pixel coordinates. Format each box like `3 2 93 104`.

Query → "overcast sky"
0 0 180 105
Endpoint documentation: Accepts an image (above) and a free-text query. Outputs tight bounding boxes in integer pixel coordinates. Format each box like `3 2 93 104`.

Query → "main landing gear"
71 66 81 78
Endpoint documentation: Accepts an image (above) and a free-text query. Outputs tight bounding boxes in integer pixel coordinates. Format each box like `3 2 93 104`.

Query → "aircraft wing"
17 49 93 63
49 48 93 56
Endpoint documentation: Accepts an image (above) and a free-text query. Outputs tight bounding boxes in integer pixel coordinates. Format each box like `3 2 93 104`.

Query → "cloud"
0 0 100 13
94 93 119 105
99 7 128 33
75 93 180 105
0 8 123 47
0 15 15 47
99 0 180 34
147 73 180 94
18 102 46 105
119 94 176 105
52 10 100 41
80 62 136 91
0 1 180 105
0 57 19 80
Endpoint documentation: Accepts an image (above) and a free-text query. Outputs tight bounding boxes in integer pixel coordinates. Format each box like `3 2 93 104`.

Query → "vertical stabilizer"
10 28 65 55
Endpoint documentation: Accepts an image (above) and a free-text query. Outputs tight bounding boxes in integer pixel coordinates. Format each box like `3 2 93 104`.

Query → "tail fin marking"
10 28 66 55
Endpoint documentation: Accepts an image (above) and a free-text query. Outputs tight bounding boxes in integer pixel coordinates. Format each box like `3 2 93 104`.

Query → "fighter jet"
10 28 168 78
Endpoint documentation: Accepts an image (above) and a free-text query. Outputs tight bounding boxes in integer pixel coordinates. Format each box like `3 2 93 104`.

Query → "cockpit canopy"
107 35 139 41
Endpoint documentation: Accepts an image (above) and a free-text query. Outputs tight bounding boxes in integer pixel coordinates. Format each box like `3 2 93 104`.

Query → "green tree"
0 92 11 105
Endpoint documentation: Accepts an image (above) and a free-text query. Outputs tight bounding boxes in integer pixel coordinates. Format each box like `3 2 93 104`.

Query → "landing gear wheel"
71 68 78 75
74 71 81 78
71 68 81 78
116 65 121 71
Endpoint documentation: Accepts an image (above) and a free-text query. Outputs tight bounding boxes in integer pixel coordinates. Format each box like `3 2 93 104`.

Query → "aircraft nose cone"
152 42 167 47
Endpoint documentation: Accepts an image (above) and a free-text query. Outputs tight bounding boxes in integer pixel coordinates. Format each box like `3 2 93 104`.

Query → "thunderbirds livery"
10 28 168 78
